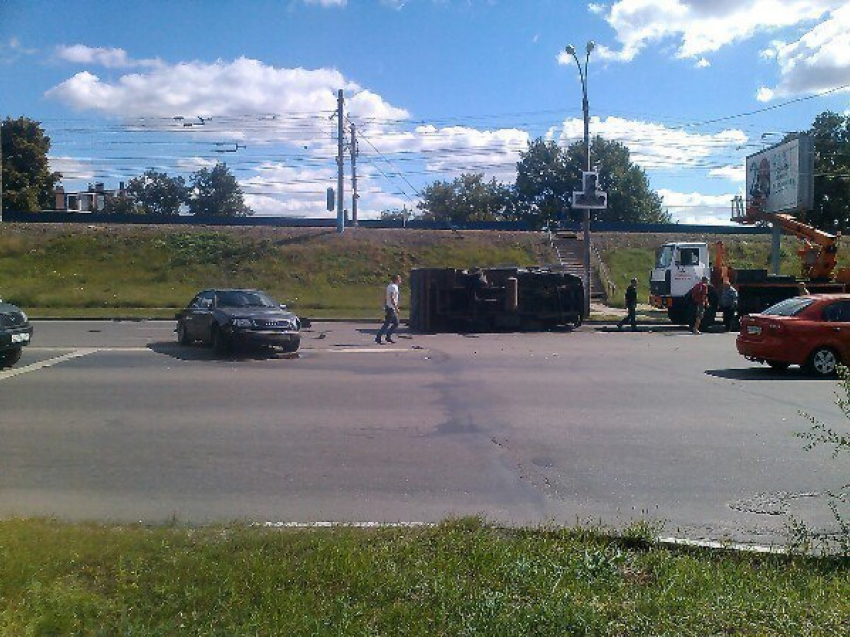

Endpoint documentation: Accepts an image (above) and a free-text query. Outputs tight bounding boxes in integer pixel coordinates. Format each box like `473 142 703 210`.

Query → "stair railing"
590 242 617 300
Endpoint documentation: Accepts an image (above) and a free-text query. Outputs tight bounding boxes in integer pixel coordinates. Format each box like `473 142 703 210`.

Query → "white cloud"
239 161 409 218
56 44 160 69
362 124 529 183
658 188 738 225
695 57 710 68
708 165 745 182
48 156 96 180
45 57 408 149
0 37 38 64
176 157 219 172
304 0 347 7
756 5 850 101
548 116 747 171
589 0 843 62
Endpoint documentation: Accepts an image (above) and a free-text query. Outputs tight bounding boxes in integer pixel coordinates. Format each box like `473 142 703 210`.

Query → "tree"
565 137 669 224
808 111 850 232
513 139 572 229
1 116 62 212
417 173 513 225
513 136 669 229
188 162 252 217
101 190 141 215
126 170 188 216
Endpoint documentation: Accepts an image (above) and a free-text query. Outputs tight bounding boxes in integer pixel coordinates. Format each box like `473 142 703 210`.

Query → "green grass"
0 225 550 317
0 518 846 636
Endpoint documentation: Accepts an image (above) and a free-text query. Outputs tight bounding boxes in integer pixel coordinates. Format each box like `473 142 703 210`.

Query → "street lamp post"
565 41 595 318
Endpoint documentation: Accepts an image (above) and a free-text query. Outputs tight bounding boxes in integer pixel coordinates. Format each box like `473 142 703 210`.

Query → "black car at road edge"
176 289 301 355
0 299 33 368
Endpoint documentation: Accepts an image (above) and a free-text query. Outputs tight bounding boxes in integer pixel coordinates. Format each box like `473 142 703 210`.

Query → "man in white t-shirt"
376 274 401 344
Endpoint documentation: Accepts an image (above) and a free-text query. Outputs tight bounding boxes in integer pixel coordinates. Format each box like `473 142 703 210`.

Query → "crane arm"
732 197 839 281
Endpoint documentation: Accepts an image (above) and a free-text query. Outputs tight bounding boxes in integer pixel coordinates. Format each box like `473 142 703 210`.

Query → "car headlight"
231 318 252 328
19 312 28 324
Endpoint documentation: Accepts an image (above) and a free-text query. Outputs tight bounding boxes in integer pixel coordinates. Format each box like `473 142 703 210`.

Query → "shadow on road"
147 341 300 363
705 367 830 381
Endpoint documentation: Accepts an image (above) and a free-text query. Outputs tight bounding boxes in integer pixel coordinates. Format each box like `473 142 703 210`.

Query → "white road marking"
325 347 427 354
0 348 101 381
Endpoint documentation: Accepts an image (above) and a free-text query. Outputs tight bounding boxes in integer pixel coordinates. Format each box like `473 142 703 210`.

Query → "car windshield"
760 297 814 317
216 291 277 308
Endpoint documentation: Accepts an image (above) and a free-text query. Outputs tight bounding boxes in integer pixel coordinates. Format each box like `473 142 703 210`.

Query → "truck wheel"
0 348 22 368
805 347 839 377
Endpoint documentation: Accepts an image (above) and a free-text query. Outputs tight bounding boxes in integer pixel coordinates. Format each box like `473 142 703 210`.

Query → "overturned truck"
409 267 584 333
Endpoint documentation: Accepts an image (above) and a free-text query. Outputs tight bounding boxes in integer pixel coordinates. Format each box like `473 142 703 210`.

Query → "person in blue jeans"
376 274 401 344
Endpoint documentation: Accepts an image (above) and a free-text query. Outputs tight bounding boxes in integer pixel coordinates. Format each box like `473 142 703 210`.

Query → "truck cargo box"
409 267 583 333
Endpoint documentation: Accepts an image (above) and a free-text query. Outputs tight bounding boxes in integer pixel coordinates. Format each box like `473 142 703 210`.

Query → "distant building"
54 182 127 212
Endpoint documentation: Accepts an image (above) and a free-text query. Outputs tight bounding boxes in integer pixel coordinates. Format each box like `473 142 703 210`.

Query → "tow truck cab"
649 242 712 324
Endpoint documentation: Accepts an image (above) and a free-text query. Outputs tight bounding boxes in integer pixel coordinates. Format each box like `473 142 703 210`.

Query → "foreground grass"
0 225 549 317
0 518 846 636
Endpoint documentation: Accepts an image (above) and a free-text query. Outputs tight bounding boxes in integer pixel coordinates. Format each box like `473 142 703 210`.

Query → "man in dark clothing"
617 277 638 331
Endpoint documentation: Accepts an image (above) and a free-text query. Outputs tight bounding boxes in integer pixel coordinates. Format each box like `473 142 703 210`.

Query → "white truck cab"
650 242 714 325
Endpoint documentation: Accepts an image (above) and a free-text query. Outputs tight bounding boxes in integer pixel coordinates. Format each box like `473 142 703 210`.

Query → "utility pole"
350 121 358 227
0 119 3 223
336 89 345 234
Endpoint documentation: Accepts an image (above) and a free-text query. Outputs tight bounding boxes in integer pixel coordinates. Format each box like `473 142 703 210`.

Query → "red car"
737 294 850 376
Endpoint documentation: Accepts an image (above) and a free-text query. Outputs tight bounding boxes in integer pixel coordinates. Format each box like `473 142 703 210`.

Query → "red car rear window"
761 297 814 317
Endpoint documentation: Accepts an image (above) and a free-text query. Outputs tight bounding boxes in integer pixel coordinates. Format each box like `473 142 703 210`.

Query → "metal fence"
1 211 774 234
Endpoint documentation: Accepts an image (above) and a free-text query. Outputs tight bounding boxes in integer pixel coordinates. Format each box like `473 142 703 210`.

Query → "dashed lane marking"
0 348 101 382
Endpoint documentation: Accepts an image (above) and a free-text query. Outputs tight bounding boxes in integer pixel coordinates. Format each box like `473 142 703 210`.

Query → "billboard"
745 135 814 214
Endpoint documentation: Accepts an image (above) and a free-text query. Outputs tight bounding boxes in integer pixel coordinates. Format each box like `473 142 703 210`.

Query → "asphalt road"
1 319 847 545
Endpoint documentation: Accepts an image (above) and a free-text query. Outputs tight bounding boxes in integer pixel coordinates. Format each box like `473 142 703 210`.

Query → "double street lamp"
565 41 595 318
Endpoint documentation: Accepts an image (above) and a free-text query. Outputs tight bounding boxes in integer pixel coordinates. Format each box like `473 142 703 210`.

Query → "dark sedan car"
0 299 33 368
176 289 301 355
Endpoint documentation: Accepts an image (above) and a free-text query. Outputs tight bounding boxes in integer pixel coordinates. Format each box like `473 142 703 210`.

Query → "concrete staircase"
551 232 608 301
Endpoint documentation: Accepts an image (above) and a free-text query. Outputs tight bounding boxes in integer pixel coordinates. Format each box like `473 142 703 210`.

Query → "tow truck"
649 195 846 328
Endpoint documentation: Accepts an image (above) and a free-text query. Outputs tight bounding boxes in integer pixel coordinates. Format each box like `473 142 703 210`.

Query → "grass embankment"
0 225 550 318
0 518 846 636
595 232 850 309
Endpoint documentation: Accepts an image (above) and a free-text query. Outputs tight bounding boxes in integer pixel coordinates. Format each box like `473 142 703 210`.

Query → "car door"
194 291 216 342
821 300 850 362
184 291 214 341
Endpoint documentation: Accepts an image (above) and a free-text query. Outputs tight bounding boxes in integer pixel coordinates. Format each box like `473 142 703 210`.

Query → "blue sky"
1 0 849 222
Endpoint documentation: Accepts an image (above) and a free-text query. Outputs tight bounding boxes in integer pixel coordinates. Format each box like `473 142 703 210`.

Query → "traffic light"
571 171 607 210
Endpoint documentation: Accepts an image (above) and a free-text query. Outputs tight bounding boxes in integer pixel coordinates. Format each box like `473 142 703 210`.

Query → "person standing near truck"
719 279 738 332
617 278 638 331
691 276 710 335
376 274 401 344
